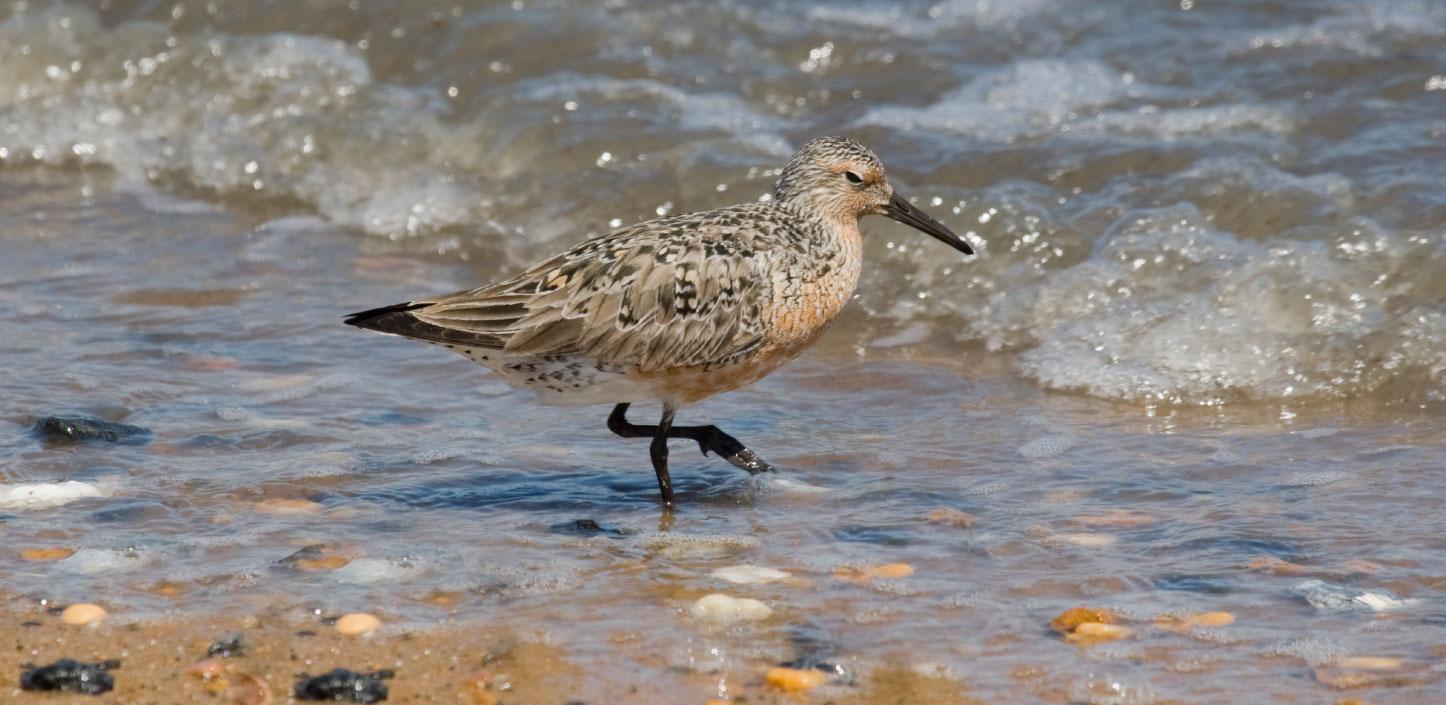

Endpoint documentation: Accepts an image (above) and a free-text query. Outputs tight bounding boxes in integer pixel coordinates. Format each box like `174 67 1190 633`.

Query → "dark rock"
20 659 120 695
32 415 151 445
206 633 245 658
550 518 629 538
294 668 393 703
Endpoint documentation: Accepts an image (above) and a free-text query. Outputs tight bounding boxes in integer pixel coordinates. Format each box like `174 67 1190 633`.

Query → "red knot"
346 136 973 502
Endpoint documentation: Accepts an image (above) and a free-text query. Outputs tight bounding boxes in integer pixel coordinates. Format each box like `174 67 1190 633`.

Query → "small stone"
254 498 323 515
296 555 352 572
1293 579 1412 612
834 563 914 583
187 658 226 680
31 415 150 444
207 633 246 658
60 603 107 626
1064 622 1133 644
1314 664 1426 690
294 668 392 703
925 507 977 528
461 670 498 705
20 659 120 694
1072 510 1158 528
1340 559 1383 575
1189 611 1235 627
143 580 189 598
335 613 381 636
1247 556 1311 575
220 671 272 705
1337 656 1403 671
1055 532 1117 546
689 594 772 624
21 547 75 561
0 481 105 509
1050 607 1117 634
765 667 827 693
182 355 239 371
1156 611 1235 631
421 590 464 607
710 565 789 585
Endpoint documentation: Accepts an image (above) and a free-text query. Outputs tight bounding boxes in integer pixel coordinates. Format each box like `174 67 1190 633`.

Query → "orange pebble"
1050 607 1117 634
765 667 827 693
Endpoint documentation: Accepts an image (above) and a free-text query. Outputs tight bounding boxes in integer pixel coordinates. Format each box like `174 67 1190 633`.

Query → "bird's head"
772 136 973 255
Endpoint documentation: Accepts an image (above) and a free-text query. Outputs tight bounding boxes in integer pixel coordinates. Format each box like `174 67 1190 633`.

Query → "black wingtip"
343 301 429 329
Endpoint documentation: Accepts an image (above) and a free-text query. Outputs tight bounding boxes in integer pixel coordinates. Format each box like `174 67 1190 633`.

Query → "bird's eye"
844 171 863 184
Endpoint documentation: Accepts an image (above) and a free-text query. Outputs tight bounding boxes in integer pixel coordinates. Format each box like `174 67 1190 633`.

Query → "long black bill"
884 192 974 255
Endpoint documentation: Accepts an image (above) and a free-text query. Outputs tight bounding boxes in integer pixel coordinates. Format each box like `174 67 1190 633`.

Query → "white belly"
435 342 654 406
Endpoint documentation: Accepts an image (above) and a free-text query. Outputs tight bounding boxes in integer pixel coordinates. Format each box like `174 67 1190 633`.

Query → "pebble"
296 555 352 571
187 658 226 680
31 415 151 444
1337 656 1403 670
1156 611 1236 631
21 547 76 561
1050 607 1118 634
764 667 827 693
925 507 977 528
710 565 789 585
1293 579 1412 612
60 603 107 626
294 668 392 703
253 498 324 515
462 670 498 705
834 563 914 583
1054 532 1117 547
218 671 272 705
689 594 772 624
1248 556 1312 575
1064 622 1133 644
0 480 105 509
20 659 120 695
1340 559 1383 575
335 613 381 636
1314 663 1425 690
1072 510 1158 528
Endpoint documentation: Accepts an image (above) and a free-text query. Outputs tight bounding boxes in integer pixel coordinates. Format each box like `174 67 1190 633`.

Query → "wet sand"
3 608 990 705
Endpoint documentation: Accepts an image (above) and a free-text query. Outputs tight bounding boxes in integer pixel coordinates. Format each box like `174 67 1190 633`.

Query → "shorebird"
346 136 972 502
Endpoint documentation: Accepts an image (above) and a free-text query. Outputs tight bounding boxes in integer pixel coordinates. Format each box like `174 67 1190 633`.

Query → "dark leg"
609 403 677 500
651 404 676 502
608 403 775 476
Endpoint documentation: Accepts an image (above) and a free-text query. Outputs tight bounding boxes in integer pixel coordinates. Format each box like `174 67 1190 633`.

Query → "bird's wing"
407 214 773 371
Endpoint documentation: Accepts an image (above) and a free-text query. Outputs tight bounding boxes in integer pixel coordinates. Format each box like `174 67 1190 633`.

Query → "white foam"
858 60 1132 141
955 199 1444 404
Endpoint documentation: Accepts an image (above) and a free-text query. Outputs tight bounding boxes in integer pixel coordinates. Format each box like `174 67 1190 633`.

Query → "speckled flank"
351 137 904 407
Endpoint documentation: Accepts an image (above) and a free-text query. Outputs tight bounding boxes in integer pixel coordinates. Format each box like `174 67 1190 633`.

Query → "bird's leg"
650 404 676 502
606 404 677 501
667 424 775 475
608 403 775 479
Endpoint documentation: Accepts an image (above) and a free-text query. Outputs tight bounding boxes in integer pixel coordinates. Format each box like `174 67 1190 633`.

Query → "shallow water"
1 1 1444 702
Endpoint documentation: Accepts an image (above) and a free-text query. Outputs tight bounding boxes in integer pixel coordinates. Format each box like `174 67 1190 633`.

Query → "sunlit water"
1 1 1443 702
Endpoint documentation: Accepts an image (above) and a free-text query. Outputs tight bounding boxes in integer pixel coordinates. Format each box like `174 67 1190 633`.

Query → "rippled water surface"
1 1 1444 702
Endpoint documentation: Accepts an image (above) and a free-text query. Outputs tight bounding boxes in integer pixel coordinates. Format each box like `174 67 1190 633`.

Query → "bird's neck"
777 196 862 245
